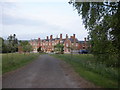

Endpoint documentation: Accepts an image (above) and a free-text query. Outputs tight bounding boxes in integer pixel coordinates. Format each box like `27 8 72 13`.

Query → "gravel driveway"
2 54 97 88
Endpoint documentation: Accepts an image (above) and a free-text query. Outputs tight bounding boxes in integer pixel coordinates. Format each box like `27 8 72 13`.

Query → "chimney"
60 34 62 39
38 38 40 47
66 34 68 39
50 35 53 40
38 38 40 41
73 34 75 39
47 36 49 40
84 37 86 42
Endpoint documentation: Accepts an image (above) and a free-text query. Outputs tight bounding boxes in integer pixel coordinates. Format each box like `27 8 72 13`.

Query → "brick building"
29 34 89 53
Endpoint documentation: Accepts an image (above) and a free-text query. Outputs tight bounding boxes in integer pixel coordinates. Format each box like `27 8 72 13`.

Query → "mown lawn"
2 53 40 74
52 54 118 88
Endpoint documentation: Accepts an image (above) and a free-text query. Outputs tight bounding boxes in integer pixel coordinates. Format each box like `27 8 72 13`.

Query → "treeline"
1 34 18 53
0 34 33 53
69 1 120 67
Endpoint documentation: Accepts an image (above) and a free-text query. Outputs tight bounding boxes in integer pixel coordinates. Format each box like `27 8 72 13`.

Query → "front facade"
29 34 88 53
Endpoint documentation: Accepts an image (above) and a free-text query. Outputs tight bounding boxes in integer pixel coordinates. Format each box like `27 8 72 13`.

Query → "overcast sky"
0 0 88 41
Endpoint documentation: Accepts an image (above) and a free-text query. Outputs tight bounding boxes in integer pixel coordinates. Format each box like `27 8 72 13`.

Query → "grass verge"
2 53 40 74
52 54 118 88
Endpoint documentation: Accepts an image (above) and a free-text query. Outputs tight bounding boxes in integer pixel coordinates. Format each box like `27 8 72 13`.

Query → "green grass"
2 53 40 74
0 54 2 75
52 54 119 88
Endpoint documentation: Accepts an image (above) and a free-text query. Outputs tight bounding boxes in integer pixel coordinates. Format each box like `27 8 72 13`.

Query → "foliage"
52 54 118 88
0 37 3 53
7 34 18 53
19 41 33 53
54 43 64 53
1 34 18 53
37 46 42 53
69 1 120 67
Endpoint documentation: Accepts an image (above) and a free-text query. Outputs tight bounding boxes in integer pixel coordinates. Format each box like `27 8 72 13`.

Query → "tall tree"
69 1 120 66
7 34 18 53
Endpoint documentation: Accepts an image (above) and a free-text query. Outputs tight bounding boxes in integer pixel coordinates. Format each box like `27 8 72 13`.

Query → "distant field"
2 53 40 74
52 54 118 88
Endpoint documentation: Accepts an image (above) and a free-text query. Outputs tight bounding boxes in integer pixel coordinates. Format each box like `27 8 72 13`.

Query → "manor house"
29 34 88 53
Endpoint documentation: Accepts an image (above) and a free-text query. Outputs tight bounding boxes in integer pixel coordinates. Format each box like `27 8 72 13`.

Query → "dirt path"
2 54 97 88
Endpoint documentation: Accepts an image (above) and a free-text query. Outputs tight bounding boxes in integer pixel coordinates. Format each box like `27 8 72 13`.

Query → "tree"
37 46 42 53
19 41 33 53
54 43 64 54
7 34 18 53
0 36 18 53
0 37 3 53
69 1 120 66
67 43 77 58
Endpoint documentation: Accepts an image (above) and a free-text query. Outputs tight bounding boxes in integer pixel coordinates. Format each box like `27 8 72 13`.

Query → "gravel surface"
2 54 98 88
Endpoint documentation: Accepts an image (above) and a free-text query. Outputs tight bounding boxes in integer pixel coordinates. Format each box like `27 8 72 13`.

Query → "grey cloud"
2 14 46 26
2 14 63 32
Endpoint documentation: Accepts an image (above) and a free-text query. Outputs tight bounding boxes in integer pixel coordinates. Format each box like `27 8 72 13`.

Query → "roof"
44 39 49 41
49 39 55 41
79 41 85 44
55 38 60 40
29 38 86 44
69 38 79 43
62 39 66 43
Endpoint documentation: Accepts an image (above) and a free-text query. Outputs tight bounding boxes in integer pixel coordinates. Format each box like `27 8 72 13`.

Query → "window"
76 44 78 46
60 41 63 43
83 46 85 49
34 43 36 46
52 43 54 45
67 49 68 52
66 43 68 47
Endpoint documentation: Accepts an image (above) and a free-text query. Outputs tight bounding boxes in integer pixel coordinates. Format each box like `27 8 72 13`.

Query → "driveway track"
3 54 82 88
